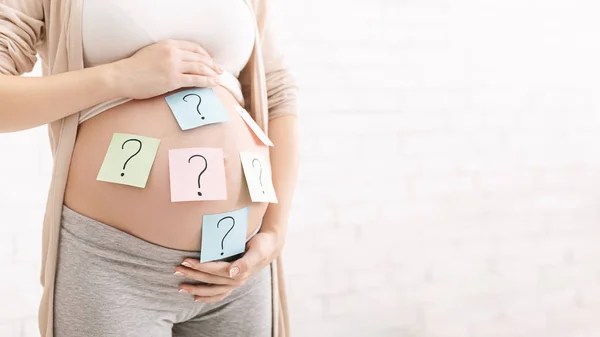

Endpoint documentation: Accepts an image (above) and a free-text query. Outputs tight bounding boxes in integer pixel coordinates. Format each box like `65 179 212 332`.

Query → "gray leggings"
54 206 272 337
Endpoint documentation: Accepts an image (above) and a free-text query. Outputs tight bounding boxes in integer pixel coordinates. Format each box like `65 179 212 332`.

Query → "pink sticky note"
168 148 227 202
234 106 274 147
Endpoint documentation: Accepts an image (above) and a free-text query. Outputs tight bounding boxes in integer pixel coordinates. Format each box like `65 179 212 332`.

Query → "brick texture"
2 0 600 336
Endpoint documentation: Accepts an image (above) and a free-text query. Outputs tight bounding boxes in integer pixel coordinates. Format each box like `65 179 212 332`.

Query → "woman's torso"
63 0 268 251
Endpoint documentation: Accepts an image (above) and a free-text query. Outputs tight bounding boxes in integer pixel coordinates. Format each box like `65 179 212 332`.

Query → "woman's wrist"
97 61 128 99
261 206 288 231
259 214 288 251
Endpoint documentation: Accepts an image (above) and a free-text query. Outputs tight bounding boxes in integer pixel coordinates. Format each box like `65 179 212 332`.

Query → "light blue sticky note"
165 88 230 131
201 207 249 263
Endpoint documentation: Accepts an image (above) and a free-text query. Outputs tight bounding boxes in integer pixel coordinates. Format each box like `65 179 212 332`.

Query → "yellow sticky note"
239 152 278 203
97 133 160 188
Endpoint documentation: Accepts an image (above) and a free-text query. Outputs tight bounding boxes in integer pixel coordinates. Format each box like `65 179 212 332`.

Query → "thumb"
229 249 262 278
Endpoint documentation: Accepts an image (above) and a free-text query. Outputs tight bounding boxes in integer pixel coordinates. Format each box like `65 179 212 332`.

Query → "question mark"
188 155 208 196
121 139 143 177
216 216 235 256
252 158 265 194
182 93 205 120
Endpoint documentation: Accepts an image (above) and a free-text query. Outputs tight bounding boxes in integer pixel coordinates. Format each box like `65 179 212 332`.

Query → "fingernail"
174 271 184 276
194 298 202 303
214 77 221 84
179 289 189 294
181 262 192 268
229 267 240 278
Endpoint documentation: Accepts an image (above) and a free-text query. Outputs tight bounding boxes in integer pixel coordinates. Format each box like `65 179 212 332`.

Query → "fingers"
161 39 224 88
179 284 233 297
181 74 220 88
174 266 240 286
175 259 242 303
179 51 223 74
181 284 234 303
194 290 233 303
180 259 233 278
180 61 220 78
229 249 263 280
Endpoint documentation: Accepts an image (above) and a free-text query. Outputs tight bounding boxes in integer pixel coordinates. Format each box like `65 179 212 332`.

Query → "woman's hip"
54 205 272 336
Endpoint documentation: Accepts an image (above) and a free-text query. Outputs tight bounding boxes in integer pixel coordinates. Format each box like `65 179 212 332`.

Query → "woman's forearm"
0 63 121 133
261 114 300 241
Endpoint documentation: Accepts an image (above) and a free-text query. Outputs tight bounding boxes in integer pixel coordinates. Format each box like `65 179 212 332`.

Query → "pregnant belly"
64 86 269 251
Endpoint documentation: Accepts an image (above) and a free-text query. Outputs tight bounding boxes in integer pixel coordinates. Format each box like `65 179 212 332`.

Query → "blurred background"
3 0 600 336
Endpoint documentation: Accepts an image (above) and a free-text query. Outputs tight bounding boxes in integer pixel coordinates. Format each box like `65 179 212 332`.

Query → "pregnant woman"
0 0 298 336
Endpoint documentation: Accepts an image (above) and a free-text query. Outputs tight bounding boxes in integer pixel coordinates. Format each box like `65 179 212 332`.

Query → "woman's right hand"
110 39 223 100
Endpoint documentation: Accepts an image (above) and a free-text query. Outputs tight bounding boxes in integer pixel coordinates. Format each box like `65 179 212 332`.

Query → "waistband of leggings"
61 205 261 265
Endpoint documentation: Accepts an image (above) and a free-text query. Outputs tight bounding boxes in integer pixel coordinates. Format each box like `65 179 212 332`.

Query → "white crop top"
79 0 256 124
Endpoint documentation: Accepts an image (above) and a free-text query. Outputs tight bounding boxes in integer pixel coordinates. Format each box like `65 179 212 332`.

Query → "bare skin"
0 38 266 251
0 39 299 302
64 85 269 251
0 40 220 133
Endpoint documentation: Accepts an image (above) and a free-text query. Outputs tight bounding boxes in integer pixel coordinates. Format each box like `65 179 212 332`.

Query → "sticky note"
235 106 274 147
201 207 249 263
97 133 160 188
239 152 278 203
165 88 230 131
168 148 227 202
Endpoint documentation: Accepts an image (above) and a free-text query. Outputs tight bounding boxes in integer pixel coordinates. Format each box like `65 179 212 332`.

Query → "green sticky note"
97 133 161 188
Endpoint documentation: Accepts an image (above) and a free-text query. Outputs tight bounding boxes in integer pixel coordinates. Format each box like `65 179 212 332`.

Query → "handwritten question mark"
121 139 142 177
188 155 208 196
216 216 235 256
252 158 265 194
182 93 205 120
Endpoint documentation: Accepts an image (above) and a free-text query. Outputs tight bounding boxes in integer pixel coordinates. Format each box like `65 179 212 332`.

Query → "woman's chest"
81 0 256 72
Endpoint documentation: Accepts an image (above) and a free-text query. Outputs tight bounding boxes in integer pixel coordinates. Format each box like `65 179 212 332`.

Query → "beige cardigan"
0 0 297 336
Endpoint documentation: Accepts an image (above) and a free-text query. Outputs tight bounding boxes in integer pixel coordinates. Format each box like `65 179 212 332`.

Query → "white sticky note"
235 106 274 147
239 152 278 203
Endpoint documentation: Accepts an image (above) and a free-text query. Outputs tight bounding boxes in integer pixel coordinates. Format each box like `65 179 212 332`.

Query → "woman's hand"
110 39 224 100
174 232 284 303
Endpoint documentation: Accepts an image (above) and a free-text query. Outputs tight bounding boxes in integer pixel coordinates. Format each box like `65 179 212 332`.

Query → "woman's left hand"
174 231 283 303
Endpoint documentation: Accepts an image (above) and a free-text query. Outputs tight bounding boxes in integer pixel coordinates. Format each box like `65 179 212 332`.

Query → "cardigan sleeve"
243 0 298 120
0 1 44 75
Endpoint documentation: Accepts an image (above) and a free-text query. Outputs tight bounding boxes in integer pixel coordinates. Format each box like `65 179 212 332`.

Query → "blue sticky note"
201 207 249 263
165 88 230 131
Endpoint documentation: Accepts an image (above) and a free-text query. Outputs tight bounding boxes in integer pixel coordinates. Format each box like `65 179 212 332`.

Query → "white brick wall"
2 0 600 336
